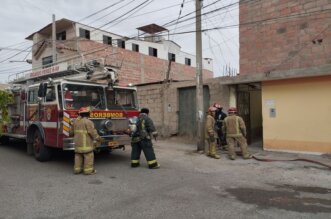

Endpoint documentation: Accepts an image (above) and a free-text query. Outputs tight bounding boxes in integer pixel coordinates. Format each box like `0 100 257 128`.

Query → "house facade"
25 19 213 86
227 0 331 154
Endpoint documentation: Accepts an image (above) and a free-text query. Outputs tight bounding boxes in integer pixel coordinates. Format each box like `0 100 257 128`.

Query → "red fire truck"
1 60 139 161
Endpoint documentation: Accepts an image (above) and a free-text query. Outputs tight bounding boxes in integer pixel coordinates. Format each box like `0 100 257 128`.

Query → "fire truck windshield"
107 88 137 110
62 84 106 110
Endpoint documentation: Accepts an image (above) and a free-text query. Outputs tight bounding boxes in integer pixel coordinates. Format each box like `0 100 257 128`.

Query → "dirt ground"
0 137 330 218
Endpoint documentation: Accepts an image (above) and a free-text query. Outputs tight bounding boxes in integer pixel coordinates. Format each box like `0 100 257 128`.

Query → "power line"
145 8 331 38
97 0 153 31
107 0 155 28
78 0 125 22
87 0 136 25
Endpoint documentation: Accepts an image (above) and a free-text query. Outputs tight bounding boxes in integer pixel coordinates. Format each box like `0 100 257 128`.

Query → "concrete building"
135 0 331 155
225 0 331 154
24 18 213 86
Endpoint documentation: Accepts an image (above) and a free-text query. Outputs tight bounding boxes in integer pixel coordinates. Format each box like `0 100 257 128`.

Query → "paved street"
0 138 330 219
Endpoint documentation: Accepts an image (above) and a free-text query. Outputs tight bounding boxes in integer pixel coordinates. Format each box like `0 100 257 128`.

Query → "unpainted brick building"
25 19 213 86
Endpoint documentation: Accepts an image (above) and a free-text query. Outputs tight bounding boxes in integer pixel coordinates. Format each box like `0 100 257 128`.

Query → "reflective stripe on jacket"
72 117 101 153
223 115 247 137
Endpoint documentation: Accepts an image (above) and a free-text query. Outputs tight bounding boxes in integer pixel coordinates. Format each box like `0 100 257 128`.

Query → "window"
42 56 53 68
62 84 106 110
28 89 38 104
103 35 112 45
79 28 90 39
56 31 66 40
45 86 56 102
107 89 137 110
117 39 125 48
149 47 157 57
185 58 191 66
132 43 139 52
168 53 176 62
57 85 63 108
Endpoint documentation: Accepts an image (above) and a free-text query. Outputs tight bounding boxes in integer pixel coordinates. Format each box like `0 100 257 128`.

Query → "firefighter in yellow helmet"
222 107 252 160
71 107 102 175
205 106 221 159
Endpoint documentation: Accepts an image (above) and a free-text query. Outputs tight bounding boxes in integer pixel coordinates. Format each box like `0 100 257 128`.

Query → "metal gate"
178 86 210 137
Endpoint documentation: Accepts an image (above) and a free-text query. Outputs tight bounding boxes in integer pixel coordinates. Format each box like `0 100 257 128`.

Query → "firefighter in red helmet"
213 102 227 150
222 107 252 160
64 87 74 109
71 107 102 174
205 106 221 159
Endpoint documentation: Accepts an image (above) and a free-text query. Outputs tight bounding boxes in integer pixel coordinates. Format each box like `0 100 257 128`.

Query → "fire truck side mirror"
38 83 48 98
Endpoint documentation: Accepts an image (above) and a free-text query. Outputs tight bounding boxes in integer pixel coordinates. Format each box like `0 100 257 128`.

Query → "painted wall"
262 76 331 153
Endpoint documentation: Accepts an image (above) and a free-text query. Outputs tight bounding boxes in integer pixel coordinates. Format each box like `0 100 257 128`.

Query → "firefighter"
213 103 227 150
64 88 74 109
222 107 252 160
71 107 102 175
205 106 221 159
131 108 160 169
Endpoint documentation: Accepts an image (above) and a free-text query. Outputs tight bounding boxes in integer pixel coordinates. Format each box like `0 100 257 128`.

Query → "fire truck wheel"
0 136 10 145
33 130 51 161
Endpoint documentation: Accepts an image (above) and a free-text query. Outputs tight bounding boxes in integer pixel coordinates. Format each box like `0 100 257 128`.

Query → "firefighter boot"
148 160 160 169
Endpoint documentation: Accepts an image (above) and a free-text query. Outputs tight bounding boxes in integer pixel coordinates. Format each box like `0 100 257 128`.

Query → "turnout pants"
74 151 95 174
131 139 159 168
207 139 217 156
226 136 250 158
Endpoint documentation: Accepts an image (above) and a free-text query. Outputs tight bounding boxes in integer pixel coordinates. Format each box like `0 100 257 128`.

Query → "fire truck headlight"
104 119 112 131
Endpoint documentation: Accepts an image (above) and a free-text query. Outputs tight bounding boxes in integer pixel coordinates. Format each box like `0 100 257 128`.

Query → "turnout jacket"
205 114 217 139
132 113 157 143
223 115 247 137
72 117 101 153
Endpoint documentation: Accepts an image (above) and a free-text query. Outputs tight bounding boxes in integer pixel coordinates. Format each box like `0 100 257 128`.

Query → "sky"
0 0 239 83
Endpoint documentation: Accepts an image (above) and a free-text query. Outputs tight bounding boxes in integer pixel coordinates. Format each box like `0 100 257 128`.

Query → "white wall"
75 23 213 72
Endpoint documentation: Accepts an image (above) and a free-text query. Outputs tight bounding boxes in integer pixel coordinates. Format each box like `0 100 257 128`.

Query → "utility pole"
52 14 57 65
196 0 204 152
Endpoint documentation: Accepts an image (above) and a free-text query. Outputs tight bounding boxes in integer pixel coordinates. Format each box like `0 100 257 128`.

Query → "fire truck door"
43 86 58 147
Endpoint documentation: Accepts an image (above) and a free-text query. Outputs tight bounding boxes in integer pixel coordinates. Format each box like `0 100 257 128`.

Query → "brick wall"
240 0 331 74
136 77 230 137
79 40 213 86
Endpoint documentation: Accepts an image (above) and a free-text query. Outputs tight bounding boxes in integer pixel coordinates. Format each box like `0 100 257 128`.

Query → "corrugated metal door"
178 86 210 137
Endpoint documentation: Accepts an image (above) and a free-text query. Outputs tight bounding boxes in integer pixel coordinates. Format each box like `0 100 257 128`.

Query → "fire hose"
235 151 331 170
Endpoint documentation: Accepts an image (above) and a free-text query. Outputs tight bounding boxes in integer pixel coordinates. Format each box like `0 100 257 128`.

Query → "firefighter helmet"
213 102 222 109
208 106 217 112
228 107 237 114
79 107 91 114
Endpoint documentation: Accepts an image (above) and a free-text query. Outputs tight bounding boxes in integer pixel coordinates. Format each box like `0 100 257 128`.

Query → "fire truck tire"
33 130 51 161
0 136 10 145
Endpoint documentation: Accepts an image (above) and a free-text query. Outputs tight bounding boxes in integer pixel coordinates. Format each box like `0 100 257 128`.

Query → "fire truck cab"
2 60 139 161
